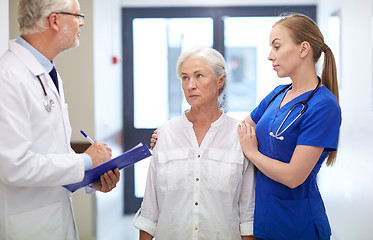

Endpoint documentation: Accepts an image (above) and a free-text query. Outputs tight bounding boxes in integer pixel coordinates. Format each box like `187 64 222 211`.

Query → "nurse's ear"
299 41 311 59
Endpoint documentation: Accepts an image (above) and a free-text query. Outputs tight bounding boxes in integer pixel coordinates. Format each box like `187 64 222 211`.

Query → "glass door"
122 6 316 213
132 17 213 199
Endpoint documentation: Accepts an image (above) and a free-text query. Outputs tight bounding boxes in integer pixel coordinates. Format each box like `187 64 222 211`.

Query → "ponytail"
321 44 339 166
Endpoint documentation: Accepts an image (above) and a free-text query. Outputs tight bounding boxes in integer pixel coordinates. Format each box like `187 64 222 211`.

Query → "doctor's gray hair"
18 0 73 35
176 47 227 97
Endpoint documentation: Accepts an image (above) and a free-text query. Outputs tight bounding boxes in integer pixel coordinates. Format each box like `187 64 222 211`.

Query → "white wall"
93 0 123 141
317 0 373 239
0 0 8 53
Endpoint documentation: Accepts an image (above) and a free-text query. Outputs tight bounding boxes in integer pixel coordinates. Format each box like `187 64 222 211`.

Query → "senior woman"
132 48 256 240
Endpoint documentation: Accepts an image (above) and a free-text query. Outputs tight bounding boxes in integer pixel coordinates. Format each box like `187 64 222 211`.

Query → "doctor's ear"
299 41 311 58
47 13 59 31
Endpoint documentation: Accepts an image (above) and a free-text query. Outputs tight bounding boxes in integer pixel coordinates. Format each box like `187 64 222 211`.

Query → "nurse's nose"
268 50 274 62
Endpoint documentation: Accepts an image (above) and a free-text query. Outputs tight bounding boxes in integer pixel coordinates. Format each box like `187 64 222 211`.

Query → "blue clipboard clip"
64 143 151 192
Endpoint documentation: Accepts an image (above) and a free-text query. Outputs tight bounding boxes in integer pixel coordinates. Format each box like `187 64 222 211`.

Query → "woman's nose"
268 51 274 61
188 78 197 89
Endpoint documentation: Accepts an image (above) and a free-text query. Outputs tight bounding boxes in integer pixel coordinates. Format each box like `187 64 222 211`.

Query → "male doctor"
0 0 120 239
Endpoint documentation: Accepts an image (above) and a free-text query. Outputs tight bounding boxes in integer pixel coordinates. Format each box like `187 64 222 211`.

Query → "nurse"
238 14 341 240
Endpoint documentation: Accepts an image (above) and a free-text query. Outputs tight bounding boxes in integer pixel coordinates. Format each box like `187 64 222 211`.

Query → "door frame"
121 5 316 214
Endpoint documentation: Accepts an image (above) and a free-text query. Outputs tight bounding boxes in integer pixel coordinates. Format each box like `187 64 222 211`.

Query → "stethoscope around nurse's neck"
36 75 55 112
267 77 321 140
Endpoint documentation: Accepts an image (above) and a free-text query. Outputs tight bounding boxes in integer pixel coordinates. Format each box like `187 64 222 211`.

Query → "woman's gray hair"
176 47 228 96
18 0 73 35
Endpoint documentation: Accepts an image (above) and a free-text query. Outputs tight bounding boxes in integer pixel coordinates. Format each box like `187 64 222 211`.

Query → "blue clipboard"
64 143 151 192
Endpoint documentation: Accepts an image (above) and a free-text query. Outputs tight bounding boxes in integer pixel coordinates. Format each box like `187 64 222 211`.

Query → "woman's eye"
182 76 189 81
197 74 203 78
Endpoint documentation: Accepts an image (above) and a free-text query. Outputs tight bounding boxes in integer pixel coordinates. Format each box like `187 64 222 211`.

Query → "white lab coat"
0 40 85 240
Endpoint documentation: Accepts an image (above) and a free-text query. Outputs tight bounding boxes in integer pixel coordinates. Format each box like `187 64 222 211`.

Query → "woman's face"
268 24 302 78
180 56 223 108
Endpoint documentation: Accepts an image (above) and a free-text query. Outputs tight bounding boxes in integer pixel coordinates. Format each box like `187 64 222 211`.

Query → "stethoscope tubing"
267 78 321 140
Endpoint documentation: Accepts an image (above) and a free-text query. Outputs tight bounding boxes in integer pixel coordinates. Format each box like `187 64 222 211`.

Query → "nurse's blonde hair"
274 13 339 166
18 0 73 35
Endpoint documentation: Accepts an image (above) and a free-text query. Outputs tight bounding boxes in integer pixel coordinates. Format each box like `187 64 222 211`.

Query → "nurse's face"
268 24 302 79
180 56 223 108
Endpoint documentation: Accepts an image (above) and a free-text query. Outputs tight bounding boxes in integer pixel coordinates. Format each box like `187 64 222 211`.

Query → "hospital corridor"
1 0 372 239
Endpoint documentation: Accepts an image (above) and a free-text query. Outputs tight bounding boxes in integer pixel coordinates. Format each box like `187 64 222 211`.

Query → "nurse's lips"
272 64 279 71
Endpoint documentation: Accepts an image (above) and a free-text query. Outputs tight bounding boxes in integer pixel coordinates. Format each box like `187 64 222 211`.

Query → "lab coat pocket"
8 202 63 240
158 148 189 191
206 149 243 192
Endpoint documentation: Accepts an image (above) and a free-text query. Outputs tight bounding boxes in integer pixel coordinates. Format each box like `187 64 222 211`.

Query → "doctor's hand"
85 142 112 168
91 168 120 193
238 121 259 160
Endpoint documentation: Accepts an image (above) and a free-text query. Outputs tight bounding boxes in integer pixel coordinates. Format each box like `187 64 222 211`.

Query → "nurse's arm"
243 115 256 128
238 121 323 188
249 145 323 189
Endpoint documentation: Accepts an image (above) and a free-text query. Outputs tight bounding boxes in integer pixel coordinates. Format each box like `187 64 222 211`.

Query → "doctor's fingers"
102 169 120 190
93 142 112 157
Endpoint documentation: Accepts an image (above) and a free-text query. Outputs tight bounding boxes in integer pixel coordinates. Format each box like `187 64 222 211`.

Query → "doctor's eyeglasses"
51 12 85 21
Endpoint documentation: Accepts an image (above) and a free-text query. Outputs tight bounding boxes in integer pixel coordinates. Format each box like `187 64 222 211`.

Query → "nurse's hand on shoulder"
91 168 120 193
238 120 259 160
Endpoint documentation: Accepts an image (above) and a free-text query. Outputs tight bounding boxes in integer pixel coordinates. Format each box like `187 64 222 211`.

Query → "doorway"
122 5 316 213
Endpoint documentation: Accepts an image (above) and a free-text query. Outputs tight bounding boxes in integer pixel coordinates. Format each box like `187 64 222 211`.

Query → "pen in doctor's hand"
80 130 95 144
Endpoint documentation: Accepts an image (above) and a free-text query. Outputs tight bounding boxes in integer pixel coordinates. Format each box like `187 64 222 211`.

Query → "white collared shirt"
133 111 255 240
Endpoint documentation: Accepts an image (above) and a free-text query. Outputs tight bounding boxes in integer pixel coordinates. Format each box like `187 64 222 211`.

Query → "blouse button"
195 227 198 231
196 178 199 181
197 155 200 158
195 202 199 206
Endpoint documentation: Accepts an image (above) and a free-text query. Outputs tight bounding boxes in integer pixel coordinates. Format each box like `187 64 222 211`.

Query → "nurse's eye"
196 74 203 78
181 75 189 81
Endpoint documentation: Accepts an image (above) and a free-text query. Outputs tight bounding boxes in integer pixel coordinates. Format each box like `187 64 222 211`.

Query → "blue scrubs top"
251 84 341 240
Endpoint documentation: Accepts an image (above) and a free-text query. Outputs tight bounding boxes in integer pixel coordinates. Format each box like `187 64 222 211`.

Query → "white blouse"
133 112 255 240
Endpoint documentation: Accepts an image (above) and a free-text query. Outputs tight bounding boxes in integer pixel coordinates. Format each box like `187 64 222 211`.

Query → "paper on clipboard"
64 143 151 192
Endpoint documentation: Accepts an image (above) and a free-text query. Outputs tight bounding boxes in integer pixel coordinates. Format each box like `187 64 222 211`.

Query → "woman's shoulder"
312 86 340 109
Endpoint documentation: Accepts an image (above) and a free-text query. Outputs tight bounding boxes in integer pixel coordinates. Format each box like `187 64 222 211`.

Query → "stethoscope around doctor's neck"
266 77 321 141
36 75 55 112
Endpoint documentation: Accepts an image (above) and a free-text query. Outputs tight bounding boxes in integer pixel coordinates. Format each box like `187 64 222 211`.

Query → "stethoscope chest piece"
37 75 55 112
43 96 55 112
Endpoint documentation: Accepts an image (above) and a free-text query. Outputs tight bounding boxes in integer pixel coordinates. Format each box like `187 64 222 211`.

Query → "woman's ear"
218 75 225 89
300 41 311 59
